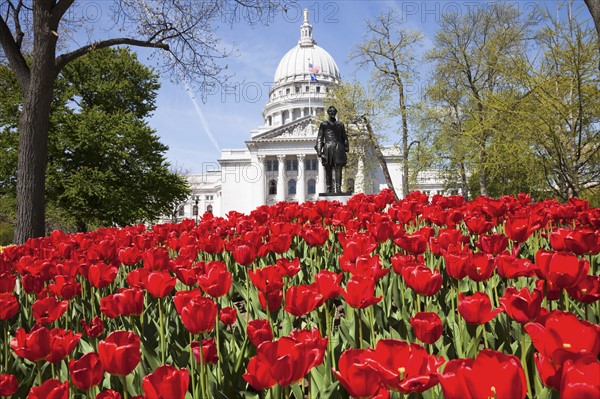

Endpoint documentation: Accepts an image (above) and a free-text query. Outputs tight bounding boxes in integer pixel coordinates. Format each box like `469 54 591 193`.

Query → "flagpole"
308 59 311 116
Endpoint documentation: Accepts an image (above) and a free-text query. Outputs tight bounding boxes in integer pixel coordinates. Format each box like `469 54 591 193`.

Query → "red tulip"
276 257 301 277
439 350 527 399
142 365 189 399
247 319 273 347
340 254 389 281
179 296 217 334
404 265 443 296
142 247 171 271
98 330 141 376
300 226 330 247
442 244 470 280
458 292 504 324
495 253 535 279
0 374 18 396
465 252 495 282
69 352 104 391
46 328 81 363
499 286 544 323
477 233 508 255
343 276 382 309
410 312 443 344
390 253 423 276
27 379 69 399
81 316 105 338
191 338 218 364
48 275 81 300
465 216 494 235
146 271 176 298
10 324 53 362
32 297 69 325
248 265 284 293
0 272 16 293
366 339 444 393
258 289 283 312
560 357 600 399
338 232 378 261
0 293 19 320
535 250 589 289
100 288 144 318
550 227 599 255
394 227 431 255
567 275 600 304
96 390 122 399
243 355 276 390
284 284 323 316
504 216 536 243
525 310 600 366
313 270 343 303
231 243 257 266
219 306 237 325
198 261 232 298
87 262 118 289
332 348 390 399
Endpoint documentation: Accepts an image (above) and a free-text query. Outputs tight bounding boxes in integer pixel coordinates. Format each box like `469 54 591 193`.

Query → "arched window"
269 180 277 195
282 110 290 124
206 205 213 213
288 179 297 195
307 179 316 194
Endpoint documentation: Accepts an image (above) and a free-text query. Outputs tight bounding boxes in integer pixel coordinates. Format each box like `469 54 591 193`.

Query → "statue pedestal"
317 192 353 204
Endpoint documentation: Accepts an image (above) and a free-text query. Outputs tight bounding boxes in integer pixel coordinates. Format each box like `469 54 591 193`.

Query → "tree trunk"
14 3 58 244
460 161 469 200
363 118 399 201
399 82 410 198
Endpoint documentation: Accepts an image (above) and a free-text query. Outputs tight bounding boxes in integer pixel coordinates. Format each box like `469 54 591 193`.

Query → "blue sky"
143 0 587 174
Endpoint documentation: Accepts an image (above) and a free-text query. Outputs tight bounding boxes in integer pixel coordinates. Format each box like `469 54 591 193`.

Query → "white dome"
272 9 340 85
273 44 340 84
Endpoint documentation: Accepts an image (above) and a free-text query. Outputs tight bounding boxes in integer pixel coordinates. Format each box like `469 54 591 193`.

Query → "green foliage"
0 48 190 232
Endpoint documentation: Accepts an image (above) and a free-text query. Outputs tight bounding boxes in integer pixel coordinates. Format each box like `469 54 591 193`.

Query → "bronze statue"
315 106 349 194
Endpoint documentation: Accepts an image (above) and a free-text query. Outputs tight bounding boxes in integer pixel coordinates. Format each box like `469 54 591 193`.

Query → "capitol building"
170 11 447 220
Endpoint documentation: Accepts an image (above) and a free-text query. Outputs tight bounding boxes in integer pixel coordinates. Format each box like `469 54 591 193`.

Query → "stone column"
257 155 266 205
277 155 286 202
296 154 306 203
355 150 365 194
317 160 326 194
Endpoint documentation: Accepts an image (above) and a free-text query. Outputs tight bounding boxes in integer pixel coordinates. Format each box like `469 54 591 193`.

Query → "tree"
512 9 600 200
0 0 281 243
0 47 190 233
426 3 540 196
584 0 600 65
350 10 423 198
325 80 399 199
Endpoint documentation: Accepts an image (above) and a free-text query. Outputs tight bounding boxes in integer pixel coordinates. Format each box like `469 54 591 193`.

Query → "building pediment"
252 116 318 141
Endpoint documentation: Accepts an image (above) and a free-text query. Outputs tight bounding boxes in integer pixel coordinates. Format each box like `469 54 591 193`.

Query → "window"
307 179 316 194
286 88 290 94
206 204 213 213
266 160 279 172
178 206 185 216
305 86 309 92
288 179 296 195
268 180 277 195
316 86 321 93
286 159 298 171
295 86 300 93
305 158 318 171
205 195 213 200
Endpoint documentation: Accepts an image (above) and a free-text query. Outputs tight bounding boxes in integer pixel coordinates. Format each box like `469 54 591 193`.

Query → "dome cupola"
260 9 341 132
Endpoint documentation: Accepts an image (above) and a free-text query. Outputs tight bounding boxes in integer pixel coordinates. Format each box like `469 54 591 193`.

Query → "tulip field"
0 190 598 398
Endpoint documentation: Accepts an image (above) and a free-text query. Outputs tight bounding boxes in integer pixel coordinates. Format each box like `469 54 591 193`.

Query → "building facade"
168 10 446 221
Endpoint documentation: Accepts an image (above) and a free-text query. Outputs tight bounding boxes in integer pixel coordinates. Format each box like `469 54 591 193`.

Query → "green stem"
37 362 42 386
190 334 196 398
216 304 222 387
357 307 363 349
3 321 8 372
158 298 166 364
481 324 489 350
368 306 375 347
521 327 533 399
120 374 129 399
